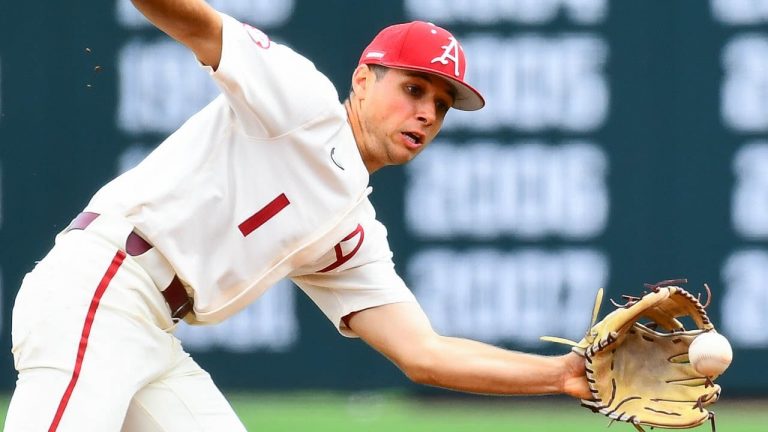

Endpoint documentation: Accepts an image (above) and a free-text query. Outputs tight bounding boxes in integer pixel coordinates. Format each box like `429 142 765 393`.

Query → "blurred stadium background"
1 0 767 429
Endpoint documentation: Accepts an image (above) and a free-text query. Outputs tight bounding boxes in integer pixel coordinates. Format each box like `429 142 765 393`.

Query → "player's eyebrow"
402 70 457 103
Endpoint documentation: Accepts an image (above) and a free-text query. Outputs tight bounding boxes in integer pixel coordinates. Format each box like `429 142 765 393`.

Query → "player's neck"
345 98 380 174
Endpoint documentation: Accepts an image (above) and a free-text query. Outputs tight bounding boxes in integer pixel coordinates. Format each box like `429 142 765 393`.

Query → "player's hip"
11 229 176 356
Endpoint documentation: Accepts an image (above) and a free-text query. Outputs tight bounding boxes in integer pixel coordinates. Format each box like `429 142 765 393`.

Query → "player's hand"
560 352 591 400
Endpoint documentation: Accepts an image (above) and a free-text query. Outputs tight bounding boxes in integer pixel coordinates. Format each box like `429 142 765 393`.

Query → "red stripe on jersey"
48 250 126 432
239 193 290 237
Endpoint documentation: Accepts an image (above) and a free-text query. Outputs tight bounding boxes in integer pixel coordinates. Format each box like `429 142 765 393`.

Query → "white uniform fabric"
85 13 415 330
7 230 247 432
6 14 416 431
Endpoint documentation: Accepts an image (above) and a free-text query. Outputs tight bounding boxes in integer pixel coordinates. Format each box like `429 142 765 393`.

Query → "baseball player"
5 1 590 431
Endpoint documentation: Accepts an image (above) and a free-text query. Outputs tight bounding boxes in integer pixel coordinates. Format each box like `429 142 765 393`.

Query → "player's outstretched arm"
346 302 591 398
131 0 223 69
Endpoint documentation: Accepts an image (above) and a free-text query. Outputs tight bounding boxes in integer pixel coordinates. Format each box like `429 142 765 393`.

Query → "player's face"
357 67 455 171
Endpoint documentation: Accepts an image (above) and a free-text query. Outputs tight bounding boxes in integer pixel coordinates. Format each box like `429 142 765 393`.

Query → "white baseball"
688 332 733 376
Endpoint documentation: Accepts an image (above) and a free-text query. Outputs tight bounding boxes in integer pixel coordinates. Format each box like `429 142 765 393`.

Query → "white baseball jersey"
85 13 415 334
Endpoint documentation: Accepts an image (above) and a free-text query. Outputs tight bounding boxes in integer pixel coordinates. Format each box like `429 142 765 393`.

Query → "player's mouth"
400 131 425 150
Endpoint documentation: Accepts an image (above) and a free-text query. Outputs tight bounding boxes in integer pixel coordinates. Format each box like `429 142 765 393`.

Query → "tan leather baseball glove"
543 279 722 431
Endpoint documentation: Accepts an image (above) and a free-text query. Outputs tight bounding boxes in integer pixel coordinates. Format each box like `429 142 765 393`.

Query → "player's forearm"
351 302 589 398
131 0 222 67
404 336 571 395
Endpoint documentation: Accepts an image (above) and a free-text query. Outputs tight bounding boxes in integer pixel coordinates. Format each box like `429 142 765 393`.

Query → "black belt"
65 212 193 320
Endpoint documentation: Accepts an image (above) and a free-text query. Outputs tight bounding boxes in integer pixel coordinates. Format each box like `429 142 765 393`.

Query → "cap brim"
367 62 485 111
447 77 485 111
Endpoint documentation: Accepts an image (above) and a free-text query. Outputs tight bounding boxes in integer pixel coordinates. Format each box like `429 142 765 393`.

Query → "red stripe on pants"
48 250 126 432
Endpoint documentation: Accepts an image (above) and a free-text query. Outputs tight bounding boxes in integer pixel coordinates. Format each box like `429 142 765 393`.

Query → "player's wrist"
559 352 591 399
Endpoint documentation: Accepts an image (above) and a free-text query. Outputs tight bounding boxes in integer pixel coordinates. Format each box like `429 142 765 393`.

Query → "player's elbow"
395 341 443 386
401 357 441 386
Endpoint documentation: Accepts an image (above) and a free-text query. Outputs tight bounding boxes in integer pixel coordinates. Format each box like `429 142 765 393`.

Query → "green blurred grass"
228 392 767 432
2 392 767 431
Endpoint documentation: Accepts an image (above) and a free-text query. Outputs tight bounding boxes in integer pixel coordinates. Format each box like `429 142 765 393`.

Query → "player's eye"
405 84 423 97
436 99 449 115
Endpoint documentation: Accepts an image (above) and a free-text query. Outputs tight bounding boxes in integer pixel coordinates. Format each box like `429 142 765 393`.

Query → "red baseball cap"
359 21 485 111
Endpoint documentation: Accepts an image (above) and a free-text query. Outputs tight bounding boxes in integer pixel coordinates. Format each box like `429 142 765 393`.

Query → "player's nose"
415 100 436 126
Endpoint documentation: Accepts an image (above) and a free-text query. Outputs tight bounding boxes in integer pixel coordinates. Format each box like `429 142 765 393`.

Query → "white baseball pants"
5 228 246 431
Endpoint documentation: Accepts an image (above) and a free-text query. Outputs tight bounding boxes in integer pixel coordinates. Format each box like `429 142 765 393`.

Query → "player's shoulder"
220 13 272 51
219 14 340 99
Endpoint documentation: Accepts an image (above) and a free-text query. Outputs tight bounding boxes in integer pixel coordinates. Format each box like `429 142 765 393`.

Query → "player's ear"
351 64 374 99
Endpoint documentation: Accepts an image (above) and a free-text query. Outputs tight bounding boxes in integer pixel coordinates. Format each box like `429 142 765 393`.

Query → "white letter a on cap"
431 37 460 77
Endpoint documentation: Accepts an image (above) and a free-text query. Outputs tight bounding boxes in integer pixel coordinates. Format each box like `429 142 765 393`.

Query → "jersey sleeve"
203 14 342 138
291 217 417 338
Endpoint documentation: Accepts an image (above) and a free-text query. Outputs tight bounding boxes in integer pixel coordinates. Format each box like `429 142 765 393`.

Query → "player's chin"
389 147 420 166
392 141 425 164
